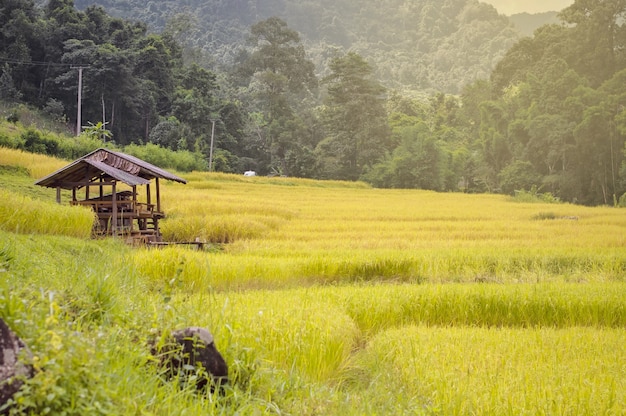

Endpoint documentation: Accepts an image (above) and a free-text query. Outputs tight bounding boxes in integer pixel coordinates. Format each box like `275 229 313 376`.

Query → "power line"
0 57 91 135
0 57 88 67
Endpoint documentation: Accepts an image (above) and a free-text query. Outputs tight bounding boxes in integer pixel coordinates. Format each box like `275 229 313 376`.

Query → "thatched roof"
35 148 187 189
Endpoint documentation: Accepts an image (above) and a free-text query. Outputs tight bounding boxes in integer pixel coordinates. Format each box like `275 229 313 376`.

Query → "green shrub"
43 98 66 122
20 129 59 155
531 211 557 220
123 143 207 172
0 131 24 148
513 186 561 203
57 134 108 160
5 112 18 124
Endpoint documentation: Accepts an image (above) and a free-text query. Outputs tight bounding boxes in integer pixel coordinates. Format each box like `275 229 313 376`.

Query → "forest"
69 0 521 93
1 0 626 205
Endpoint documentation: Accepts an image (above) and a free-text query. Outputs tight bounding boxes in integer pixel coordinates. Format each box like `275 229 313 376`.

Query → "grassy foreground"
1 147 625 415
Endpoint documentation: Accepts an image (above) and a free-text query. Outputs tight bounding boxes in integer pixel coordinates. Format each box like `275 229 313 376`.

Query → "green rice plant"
158 176 626 285
0 189 95 238
3 224 626 414
175 290 361 383
0 146 67 178
347 325 626 415
131 246 213 294
183 171 369 189
5 149 626 415
2 232 142 327
160 214 278 243
333 283 626 335
0 164 65 202
187 246 626 291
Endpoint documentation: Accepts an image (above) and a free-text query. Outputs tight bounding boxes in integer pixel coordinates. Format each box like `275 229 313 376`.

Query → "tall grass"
3 228 626 414
127 247 626 293
131 246 213 293
0 146 67 178
349 325 626 415
191 291 360 383
0 189 94 237
153 175 626 285
330 283 626 335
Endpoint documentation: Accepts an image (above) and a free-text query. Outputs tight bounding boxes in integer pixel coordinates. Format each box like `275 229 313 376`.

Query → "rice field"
1 147 626 415
154 172 626 288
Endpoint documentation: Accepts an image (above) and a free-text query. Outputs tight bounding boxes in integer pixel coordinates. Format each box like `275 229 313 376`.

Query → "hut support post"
156 178 161 213
111 182 117 236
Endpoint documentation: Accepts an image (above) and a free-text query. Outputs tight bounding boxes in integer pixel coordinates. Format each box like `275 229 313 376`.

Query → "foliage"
0 188 94 238
472 0 626 204
0 116 207 172
20 129 58 155
513 186 561 204
235 17 319 176
498 160 542 195
73 0 520 94
122 143 207 172
320 52 390 180
43 98 66 122
2 0 626 204
81 121 112 141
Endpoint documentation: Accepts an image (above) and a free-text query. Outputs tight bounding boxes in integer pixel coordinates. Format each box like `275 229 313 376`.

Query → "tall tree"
0 0 44 101
559 0 626 87
320 52 390 180
571 69 626 204
236 17 318 175
170 63 219 153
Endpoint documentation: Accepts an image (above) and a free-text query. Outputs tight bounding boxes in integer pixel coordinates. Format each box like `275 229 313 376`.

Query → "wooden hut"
35 148 186 243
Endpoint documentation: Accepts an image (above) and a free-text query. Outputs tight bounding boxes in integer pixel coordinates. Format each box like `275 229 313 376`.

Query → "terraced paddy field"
1 147 625 414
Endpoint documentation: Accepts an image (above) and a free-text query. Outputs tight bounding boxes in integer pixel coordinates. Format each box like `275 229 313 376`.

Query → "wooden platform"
148 241 207 250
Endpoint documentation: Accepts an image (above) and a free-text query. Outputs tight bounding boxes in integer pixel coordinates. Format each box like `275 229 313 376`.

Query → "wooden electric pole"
72 66 87 136
209 118 217 171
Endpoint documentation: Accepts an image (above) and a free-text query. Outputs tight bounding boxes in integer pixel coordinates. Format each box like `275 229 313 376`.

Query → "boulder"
0 318 33 413
154 327 228 392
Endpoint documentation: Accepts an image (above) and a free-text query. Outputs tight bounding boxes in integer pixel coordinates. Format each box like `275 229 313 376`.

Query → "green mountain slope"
73 0 521 93
509 11 560 37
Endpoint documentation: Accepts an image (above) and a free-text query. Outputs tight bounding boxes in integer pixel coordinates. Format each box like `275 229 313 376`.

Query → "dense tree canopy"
320 52 390 180
2 0 626 205
234 17 319 176
72 0 521 94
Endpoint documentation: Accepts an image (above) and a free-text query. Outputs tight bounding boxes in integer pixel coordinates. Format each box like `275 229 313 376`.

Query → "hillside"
72 0 521 93
483 0 571 15
509 11 560 37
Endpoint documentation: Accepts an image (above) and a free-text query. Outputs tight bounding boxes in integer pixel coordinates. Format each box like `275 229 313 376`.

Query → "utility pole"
209 118 217 171
72 66 87 136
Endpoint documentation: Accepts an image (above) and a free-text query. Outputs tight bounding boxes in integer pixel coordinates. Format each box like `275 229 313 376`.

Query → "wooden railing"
71 200 159 217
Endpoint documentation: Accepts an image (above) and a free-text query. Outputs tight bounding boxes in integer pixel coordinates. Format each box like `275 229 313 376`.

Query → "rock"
0 318 33 413
154 327 228 392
